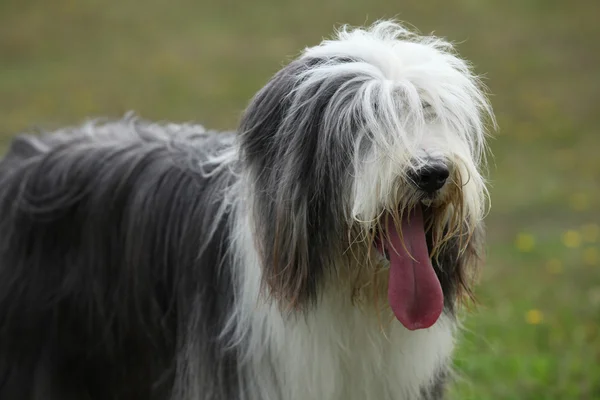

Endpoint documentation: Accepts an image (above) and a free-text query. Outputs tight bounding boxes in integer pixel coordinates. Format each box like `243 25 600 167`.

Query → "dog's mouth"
374 205 444 330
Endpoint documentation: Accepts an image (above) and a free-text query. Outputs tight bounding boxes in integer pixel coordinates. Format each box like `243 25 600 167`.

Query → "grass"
1 0 599 398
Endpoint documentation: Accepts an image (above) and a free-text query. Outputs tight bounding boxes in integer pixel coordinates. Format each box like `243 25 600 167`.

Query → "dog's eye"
422 101 432 109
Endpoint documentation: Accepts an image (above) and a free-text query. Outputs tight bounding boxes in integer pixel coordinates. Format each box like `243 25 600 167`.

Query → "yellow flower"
515 233 535 252
545 258 563 274
581 224 599 243
569 193 589 211
562 230 582 248
583 247 599 266
526 309 544 325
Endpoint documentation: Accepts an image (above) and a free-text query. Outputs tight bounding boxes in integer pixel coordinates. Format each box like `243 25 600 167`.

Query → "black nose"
411 164 450 194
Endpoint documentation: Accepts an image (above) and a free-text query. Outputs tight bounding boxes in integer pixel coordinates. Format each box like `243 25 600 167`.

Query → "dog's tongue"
385 207 443 330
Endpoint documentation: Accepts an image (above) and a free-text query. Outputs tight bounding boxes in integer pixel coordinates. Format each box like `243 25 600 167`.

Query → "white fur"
298 21 494 229
229 208 454 400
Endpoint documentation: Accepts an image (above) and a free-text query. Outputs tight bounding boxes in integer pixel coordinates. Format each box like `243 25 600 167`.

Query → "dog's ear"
239 59 326 308
239 58 353 309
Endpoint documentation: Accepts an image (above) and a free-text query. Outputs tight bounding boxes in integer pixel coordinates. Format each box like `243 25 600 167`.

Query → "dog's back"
0 117 240 399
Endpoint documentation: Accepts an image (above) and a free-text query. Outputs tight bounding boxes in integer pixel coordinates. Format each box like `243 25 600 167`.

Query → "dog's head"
238 20 495 330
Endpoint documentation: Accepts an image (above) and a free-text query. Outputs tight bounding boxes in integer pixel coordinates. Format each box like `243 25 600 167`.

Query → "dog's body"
0 21 494 400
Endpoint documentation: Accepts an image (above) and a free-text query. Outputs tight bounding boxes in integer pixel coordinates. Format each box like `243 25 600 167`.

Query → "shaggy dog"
0 20 495 400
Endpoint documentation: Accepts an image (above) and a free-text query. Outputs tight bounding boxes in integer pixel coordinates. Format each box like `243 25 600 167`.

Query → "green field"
1 0 599 398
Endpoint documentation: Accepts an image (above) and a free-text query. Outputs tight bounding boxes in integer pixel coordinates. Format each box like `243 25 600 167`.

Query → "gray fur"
0 117 241 400
239 57 361 306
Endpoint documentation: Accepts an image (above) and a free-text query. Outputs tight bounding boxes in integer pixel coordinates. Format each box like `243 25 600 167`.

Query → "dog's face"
239 21 494 330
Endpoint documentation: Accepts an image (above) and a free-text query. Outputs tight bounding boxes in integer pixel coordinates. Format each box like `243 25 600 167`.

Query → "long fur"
0 20 494 400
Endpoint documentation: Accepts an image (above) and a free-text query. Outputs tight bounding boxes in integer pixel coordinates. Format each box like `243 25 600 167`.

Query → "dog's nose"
411 164 450 194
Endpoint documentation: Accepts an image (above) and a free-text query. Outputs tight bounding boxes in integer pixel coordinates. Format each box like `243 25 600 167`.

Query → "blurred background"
1 0 598 398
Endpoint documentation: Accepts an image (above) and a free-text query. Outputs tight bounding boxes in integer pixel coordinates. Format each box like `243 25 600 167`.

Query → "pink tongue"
385 206 443 330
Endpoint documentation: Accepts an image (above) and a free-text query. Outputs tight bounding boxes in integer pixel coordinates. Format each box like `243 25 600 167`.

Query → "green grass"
1 0 599 398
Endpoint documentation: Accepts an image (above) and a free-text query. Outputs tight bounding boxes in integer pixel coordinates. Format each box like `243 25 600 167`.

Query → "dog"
0 20 495 400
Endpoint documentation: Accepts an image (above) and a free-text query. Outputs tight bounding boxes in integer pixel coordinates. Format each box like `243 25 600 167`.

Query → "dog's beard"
347 178 469 331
